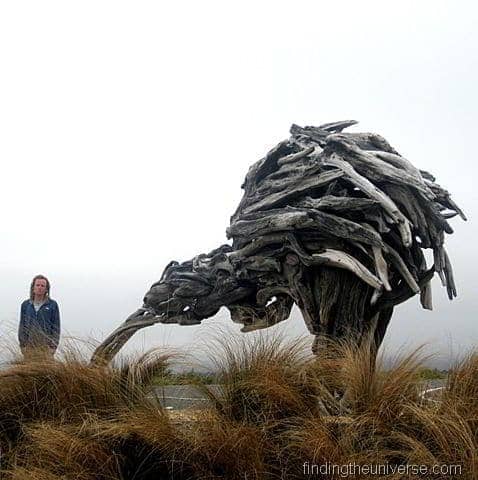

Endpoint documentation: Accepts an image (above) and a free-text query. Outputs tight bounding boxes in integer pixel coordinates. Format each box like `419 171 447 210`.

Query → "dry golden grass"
0 333 475 479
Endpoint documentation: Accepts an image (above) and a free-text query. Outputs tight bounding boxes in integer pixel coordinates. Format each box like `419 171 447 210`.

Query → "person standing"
18 275 61 361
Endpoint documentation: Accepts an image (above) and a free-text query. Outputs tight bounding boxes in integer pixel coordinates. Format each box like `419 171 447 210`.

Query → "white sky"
0 1 476 367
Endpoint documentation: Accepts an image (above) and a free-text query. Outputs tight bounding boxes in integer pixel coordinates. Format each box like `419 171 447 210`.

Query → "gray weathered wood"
91 120 466 365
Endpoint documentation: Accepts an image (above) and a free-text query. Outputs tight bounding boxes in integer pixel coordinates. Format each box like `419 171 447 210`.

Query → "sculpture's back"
91 121 466 364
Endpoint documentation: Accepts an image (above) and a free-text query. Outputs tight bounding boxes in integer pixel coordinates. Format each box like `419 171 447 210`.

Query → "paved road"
149 385 222 409
421 379 446 389
149 380 447 410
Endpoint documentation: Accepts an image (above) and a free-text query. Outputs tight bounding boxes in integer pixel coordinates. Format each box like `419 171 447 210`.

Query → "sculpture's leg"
303 266 374 347
300 267 397 373
371 306 394 355
311 335 321 355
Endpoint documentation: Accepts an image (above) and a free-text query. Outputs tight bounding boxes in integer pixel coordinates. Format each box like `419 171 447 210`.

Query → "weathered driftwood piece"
91 120 466 365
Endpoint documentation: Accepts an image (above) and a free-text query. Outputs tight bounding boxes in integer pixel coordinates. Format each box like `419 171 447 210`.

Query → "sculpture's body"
91 121 466 364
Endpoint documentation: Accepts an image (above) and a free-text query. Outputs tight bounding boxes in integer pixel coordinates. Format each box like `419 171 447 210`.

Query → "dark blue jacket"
18 298 61 350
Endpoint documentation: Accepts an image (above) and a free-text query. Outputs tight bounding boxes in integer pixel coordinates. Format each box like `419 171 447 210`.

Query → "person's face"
33 279 48 297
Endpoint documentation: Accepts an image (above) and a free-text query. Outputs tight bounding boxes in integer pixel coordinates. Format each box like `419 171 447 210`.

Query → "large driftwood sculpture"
91 120 466 364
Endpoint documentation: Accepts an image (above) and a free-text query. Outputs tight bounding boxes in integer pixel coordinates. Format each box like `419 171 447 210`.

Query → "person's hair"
29 274 51 301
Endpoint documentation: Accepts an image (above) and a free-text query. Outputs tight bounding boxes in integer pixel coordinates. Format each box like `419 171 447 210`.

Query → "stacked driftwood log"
91 120 466 364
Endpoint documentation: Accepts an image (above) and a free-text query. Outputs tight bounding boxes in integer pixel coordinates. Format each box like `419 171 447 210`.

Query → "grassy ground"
417 368 448 381
0 333 475 479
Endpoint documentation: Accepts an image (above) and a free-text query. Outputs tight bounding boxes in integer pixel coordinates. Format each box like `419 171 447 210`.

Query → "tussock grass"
0 333 475 479
197 331 313 424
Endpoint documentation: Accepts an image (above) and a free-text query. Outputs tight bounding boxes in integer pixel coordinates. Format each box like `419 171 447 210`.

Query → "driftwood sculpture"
91 120 466 364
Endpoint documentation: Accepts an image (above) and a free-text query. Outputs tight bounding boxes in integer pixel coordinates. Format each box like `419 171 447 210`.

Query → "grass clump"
0 332 475 479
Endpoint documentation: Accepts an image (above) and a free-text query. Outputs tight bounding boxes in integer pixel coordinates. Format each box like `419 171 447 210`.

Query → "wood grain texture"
91 120 466 365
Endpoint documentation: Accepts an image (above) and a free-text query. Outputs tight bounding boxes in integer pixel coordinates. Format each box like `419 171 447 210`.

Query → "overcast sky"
0 1 476 367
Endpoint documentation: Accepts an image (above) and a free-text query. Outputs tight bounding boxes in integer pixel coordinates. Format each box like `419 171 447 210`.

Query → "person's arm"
18 302 28 348
49 302 61 350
